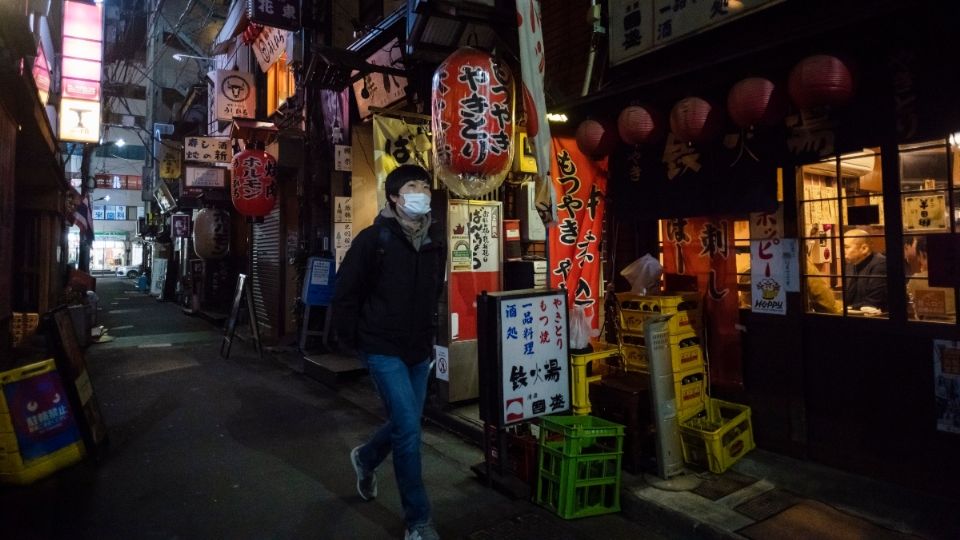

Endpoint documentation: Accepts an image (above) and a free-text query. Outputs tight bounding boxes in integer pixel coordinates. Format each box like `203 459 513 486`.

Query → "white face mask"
399 192 431 217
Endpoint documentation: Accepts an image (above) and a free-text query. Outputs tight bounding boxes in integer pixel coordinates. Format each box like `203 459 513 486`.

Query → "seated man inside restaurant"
843 229 888 311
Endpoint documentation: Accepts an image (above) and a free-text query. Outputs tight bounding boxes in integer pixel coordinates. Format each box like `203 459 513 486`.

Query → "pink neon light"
63 36 102 61
63 1 103 42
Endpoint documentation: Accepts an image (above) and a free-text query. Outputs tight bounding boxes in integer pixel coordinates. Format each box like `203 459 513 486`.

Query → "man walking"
332 165 444 540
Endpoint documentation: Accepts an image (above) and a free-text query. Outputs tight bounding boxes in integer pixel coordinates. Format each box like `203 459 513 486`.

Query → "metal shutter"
251 205 282 340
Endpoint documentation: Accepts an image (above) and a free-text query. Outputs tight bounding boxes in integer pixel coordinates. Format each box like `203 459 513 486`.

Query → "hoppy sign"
431 47 515 197
230 147 277 217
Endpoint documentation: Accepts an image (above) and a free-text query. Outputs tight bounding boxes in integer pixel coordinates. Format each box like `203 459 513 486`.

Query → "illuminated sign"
208 70 255 122
59 0 103 143
32 43 50 106
59 98 101 143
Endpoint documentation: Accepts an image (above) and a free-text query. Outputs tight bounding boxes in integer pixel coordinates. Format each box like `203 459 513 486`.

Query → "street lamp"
173 53 215 63
94 195 110 202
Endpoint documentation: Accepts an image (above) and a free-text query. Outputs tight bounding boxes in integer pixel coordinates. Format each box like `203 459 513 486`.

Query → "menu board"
478 289 570 427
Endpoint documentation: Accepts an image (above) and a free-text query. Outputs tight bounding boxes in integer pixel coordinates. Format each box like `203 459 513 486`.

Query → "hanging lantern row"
431 46 515 197
576 54 854 157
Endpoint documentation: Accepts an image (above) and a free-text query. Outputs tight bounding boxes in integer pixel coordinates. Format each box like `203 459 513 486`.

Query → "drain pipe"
581 0 604 96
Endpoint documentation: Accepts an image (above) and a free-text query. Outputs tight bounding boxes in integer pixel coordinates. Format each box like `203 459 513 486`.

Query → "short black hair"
385 164 430 200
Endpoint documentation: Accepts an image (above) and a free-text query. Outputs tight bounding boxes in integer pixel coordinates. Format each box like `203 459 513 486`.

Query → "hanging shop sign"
516 0 557 225
184 136 232 164
171 214 191 238
230 146 277 217
431 47 515 197
373 115 431 189
662 217 742 390
750 238 796 315
548 136 606 331
609 0 784 66
158 141 183 180
353 37 408 119
185 166 227 189
59 0 103 143
247 0 300 32
209 70 255 122
477 289 570 427
252 25 290 72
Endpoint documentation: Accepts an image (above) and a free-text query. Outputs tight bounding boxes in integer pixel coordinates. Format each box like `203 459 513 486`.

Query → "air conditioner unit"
803 155 876 177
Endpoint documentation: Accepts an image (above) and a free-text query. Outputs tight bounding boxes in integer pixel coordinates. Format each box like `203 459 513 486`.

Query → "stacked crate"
536 415 624 519
615 292 706 421
11 312 40 347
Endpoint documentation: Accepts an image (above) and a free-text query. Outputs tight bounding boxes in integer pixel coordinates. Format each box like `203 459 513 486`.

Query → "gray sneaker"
350 446 377 501
404 523 440 540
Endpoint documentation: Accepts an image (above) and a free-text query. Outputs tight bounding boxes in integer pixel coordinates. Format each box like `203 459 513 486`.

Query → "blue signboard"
302 257 336 306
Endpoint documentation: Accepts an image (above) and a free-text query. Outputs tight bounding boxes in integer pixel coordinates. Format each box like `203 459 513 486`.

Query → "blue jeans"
355 353 431 527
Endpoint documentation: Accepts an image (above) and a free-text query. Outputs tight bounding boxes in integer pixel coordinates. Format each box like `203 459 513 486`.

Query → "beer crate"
679 398 755 474
616 292 701 336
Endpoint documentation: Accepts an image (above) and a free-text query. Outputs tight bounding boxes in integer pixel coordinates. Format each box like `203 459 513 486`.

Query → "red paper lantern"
231 147 277 217
617 105 662 145
727 77 787 128
788 55 854 109
431 47 515 196
575 119 618 158
669 97 721 144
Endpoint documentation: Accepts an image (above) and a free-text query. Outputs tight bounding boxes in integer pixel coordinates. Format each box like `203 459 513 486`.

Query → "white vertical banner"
750 239 788 315
516 0 557 226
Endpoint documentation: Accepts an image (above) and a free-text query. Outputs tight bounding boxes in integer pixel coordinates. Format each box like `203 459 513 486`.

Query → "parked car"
116 264 142 278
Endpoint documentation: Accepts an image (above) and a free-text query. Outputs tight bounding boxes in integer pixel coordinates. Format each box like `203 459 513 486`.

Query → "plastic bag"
620 254 663 294
570 305 593 351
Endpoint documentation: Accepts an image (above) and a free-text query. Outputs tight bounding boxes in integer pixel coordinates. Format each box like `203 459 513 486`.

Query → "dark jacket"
844 252 888 310
332 213 446 365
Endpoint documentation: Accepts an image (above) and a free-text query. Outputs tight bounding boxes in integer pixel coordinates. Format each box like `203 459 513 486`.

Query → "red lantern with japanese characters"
787 54 854 109
670 97 722 144
727 77 787 128
431 47 515 197
230 145 277 217
575 118 619 158
617 105 662 145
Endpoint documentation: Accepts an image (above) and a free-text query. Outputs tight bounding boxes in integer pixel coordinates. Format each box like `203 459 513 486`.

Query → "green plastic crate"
536 415 624 519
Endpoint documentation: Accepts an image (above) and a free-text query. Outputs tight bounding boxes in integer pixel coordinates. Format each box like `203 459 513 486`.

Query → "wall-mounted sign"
609 0 784 66
158 141 183 179
934 340 960 434
185 166 227 189
184 136 232 164
247 0 301 32
334 197 352 223
58 98 100 143
353 37 407 119
209 70 255 122
253 26 290 72
903 193 948 231
171 213 191 238
59 0 103 143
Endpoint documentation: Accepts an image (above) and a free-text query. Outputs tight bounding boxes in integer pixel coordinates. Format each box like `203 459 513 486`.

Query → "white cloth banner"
516 0 557 226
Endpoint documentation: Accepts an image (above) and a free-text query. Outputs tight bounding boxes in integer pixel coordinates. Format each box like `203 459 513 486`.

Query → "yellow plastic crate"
0 359 86 485
618 331 704 374
674 367 707 421
679 398 755 473
616 292 701 336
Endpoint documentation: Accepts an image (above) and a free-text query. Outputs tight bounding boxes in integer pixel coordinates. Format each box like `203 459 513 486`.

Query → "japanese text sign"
253 25 290 72
158 141 183 180
184 136 232 164
373 115 431 186
59 0 103 143
185 166 227 189
209 70 255 122
497 291 570 425
609 0 784 65
247 0 300 32
548 136 606 330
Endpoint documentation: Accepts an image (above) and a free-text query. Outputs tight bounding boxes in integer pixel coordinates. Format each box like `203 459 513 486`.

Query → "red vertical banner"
548 136 606 330
662 217 743 390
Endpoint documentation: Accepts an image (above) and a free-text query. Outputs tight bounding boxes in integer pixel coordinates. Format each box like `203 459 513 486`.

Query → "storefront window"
799 149 888 317
734 220 751 308
900 138 957 324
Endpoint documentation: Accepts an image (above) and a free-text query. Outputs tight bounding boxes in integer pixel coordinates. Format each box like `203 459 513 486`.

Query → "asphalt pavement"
0 277 670 540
